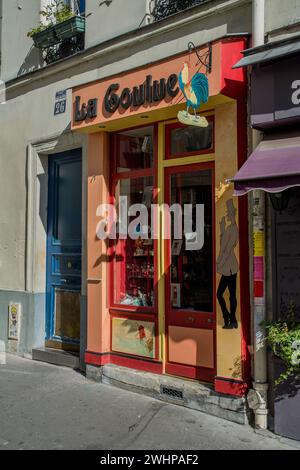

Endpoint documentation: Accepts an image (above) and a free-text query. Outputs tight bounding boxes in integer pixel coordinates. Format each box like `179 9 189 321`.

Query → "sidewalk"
0 354 298 450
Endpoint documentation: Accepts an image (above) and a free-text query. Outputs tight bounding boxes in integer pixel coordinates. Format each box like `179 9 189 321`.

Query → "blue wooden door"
46 150 82 348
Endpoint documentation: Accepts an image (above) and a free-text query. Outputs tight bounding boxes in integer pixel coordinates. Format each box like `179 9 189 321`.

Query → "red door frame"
108 124 159 315
164 161 216 383
107 124 162 367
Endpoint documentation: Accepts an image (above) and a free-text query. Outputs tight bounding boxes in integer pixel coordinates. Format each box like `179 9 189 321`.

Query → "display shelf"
128 276 154 280
133 254 154 257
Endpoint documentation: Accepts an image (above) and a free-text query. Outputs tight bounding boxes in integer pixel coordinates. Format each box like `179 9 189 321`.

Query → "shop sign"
291 80 300 105
177 42 210 128
75 96 98 122
251 56 300 127
104 74 179 114
74 73 179 122
177 62 209 128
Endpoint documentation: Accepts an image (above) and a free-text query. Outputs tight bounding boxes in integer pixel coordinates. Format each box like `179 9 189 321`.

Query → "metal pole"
250 0 269 430
252 0 265 47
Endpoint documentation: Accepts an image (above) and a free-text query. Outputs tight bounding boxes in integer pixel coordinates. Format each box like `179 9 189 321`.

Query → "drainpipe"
249 0 269 430
252 0 265 47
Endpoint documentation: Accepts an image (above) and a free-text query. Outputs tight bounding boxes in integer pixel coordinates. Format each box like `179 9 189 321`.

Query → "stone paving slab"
0 354 298 450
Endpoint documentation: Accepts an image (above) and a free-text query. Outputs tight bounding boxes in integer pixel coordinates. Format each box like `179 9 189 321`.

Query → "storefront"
233 43 300 438
72 36 251 397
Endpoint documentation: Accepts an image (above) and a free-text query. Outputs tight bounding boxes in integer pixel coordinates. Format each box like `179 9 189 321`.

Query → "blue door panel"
54 158 82 243
46 150 82 344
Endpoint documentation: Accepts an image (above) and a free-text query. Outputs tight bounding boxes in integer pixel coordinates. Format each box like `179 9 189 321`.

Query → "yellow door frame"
157 116 216 369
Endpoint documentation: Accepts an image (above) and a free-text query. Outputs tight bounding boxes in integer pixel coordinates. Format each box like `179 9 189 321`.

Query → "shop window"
165 118 214 158
111 126 156 311
169 168 213 312
114 127 154 174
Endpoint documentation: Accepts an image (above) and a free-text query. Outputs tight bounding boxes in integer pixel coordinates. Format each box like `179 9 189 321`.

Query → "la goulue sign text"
75 73 179 122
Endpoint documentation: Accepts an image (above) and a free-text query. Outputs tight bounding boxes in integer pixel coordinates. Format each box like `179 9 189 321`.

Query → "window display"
169 169 213 312
167 121 213 158
114 177 155 307
115 126 154 173
112 126 155 310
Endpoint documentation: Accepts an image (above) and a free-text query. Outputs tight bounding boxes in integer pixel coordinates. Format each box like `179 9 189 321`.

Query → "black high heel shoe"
229 318 238 329
222 314 231 329
223 317 238 329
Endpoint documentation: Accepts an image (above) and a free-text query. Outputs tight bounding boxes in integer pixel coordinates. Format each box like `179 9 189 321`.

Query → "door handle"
188 316 195 323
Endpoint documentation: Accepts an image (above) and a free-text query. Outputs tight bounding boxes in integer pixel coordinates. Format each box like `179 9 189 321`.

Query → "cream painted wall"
215 100 242 379
0 0 42 81
85 0 149 48
266 0 300 34
0 82 70 291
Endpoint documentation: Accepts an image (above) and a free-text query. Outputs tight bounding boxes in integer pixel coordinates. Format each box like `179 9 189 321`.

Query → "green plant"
54 1 75 23
27 24 48 38
27 0 75 38
262 302 300 384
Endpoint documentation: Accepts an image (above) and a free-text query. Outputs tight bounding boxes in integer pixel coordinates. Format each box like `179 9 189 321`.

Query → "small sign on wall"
8 303 21 340
54 90 67 116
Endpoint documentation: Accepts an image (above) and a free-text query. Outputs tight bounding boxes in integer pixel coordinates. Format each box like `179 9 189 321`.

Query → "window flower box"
32 26 57 48
54 16 85 41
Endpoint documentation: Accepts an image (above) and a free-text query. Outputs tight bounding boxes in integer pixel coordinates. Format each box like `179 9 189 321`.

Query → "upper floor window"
65 0 85 15
78 0 85 15
28 0 86 65
150 0 210 22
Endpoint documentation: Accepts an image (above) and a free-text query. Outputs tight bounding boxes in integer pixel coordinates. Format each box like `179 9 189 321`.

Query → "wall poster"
8 303 21 340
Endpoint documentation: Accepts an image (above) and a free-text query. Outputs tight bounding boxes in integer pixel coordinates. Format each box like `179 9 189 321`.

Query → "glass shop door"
164 162 216 382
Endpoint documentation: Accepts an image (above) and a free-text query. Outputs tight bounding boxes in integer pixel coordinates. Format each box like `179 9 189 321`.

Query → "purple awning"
233 136 300 196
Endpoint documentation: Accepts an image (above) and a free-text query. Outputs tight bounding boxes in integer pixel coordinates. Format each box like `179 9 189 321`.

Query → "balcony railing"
43 34 84 65
150 0 212 22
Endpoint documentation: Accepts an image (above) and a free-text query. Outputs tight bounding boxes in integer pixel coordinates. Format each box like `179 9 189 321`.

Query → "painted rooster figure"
178 62 209 126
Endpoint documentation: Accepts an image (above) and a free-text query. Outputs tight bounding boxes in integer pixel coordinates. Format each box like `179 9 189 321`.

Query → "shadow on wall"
17 45 44 77
37 169 48 234
34 122 75 238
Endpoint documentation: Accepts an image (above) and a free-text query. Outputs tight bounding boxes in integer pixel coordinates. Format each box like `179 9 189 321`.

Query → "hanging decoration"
178 42 211 127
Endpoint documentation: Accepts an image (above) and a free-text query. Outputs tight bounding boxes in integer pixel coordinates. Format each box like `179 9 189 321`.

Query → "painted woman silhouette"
216 199 239 329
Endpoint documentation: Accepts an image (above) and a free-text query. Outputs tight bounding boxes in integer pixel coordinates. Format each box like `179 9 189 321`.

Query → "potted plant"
27 0 85 48
263 302 300 440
